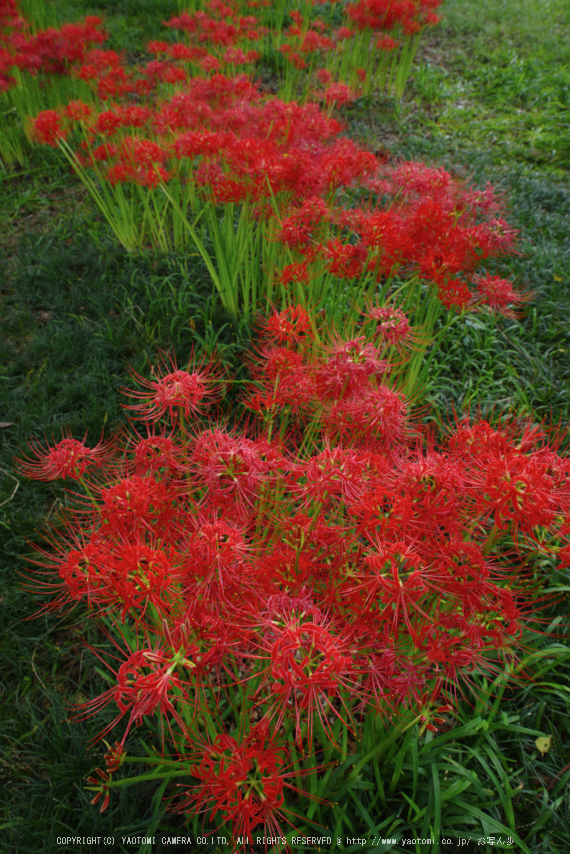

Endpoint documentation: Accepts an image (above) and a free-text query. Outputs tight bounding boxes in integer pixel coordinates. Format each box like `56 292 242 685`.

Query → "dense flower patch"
0 0 442 97
10 2 565 848
9 2 528 325
1 0 441 166
30 72 527 322
0 0 107 92
18 308 570 847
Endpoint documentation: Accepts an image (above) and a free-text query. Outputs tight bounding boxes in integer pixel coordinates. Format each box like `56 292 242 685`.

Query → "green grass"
343 0 570 423
1 0 570 850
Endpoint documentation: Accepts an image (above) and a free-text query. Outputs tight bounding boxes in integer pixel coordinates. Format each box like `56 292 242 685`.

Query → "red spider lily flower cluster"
18 307 569 842
30 70 526 315
3 0 442 172
18 0 526 321
179 723 313 844
273 166 523 312
162 0 442 97
2 0 440 104
0 3 106 93
346 0 442 35
16 429 114 480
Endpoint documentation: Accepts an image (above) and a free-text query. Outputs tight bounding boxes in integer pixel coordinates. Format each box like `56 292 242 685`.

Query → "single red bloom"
124 351 224 424
65 100 93 122
261 614 358 749
180 724 319 847
474 452 559 533
30 109 67 146
291 446 370 506
57 537 111 607
322 82 358 106
324 238 368 280
315 336 387 400
73 641 197 744
108 541 182 621
184 516 251 598
324 384 407 447
16 432 113 480
472 272 532 317
437 277 472 310
128 433 183 476
258 306 312 345
364 304 416 351
191 430 285 514
100 475 176 535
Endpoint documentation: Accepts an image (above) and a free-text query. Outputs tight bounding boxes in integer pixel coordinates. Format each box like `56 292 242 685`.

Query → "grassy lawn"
346 0 570 422
1 0 569 851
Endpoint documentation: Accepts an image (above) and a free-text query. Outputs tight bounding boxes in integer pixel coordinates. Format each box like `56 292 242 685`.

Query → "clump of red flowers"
2 0 440 104
29 70 527 316
17 306 569 845
18 0 527 320
0 3 107 93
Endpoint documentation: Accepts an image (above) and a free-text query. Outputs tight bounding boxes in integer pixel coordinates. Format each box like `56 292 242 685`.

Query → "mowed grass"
345 0 570 422
1 0 570 850
417 0 570 421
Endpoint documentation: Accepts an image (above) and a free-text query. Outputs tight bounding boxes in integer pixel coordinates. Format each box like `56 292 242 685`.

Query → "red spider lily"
17 305 567 843
114 648 190 725
472 452 562 534
176 601 255 676
277 260 315 287
291 446 371 506
364 304 419 351
257 306 313 345
321 82 359 106
376 35 399 50
323 238 368 280
16 431 114 480
447 416 570 539
277 198 331 248
255 344 309 385
104 540 183 621
180 725 320 847
29 524 184 621
1 13 107 93
124 351 225 424
472 272 533 318
346 541 432 645
9 4 561 844
260 613 359 749
29 108 68 146
103 740 127 773
315 335 388 399
190 430 285 515
85 767 111 813
324 384 408 447
56 537 112 608
437 277 472 310
250 346 317 415
27 66 521 311
184 516 251 599
346 0 442 33
127 433 184 476
100 475 178 536
73 638 200 744
22 528 113 614
65 100 93 122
